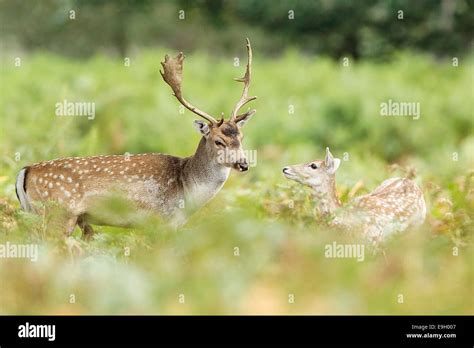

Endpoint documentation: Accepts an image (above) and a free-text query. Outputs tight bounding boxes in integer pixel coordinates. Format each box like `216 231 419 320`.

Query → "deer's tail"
15 167 33 212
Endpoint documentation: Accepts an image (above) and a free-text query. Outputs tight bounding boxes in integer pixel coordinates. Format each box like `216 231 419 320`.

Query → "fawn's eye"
310 163 318 169
215 140 225 147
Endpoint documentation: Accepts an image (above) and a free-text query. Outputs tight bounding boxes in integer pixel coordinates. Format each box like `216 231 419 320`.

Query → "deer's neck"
182 137 230 209
311 177 341 217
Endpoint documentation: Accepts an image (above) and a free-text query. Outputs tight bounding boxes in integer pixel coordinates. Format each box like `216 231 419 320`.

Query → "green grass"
0 49 472 314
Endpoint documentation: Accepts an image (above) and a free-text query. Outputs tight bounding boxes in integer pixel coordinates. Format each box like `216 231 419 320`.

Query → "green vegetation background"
0 0 472 314
1 50 472 314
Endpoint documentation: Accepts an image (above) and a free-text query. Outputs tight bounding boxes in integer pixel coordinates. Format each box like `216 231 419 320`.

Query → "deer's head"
160 39 256 172
283 148 341 195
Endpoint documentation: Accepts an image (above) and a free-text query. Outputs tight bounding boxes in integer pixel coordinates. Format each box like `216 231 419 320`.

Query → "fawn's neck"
182 137 230 209
310 176 341 217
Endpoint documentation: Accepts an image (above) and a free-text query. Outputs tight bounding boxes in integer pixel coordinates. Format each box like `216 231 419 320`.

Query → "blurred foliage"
0 0 472 59
0 50 471 161
0 0 472 315
0 48 472 314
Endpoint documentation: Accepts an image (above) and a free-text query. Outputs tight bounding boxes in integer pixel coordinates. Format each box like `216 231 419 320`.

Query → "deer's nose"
238 162 249 172
283 167 290 173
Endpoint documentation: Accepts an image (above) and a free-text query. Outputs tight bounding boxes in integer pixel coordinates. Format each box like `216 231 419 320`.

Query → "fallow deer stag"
283 148 426 243
15 39 257 238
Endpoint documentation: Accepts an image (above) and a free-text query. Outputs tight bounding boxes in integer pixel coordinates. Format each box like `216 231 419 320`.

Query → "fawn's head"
283 148 341 194
160 39 256 172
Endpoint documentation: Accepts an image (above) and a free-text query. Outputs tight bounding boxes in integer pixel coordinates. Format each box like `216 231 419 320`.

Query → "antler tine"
231 38 257 121
160 52 218 125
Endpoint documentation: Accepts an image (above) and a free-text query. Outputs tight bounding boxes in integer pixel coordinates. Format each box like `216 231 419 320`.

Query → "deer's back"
24 153 185 218
336 177 426 241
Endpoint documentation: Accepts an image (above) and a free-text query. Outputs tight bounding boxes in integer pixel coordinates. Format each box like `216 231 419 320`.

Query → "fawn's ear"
193 120 211 138
325 147 341 175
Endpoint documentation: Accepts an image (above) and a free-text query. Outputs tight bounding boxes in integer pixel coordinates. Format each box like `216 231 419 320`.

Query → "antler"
160 52 218 125
230 38 257 122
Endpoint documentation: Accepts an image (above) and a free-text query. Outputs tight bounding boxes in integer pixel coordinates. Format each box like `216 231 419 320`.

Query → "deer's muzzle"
237 160 249 172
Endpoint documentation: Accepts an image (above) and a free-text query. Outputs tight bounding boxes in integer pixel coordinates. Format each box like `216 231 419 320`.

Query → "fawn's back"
338 177 426 240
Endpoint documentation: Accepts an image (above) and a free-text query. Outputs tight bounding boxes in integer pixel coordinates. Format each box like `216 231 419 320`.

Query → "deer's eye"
215 140 225 147
310 163 318 169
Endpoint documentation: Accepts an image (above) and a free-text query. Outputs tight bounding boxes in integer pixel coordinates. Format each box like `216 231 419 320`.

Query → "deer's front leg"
78 215 94 241
63 215 84 256
65 216 78 236
167 208 188 230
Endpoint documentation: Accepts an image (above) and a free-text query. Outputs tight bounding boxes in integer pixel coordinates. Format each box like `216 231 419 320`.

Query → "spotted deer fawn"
15 39 257 238
283 148 426 243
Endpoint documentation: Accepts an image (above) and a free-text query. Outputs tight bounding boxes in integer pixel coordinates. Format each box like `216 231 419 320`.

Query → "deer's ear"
235 109 256 128
193 120 211 137
327 158 341 174
325 147 340 174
